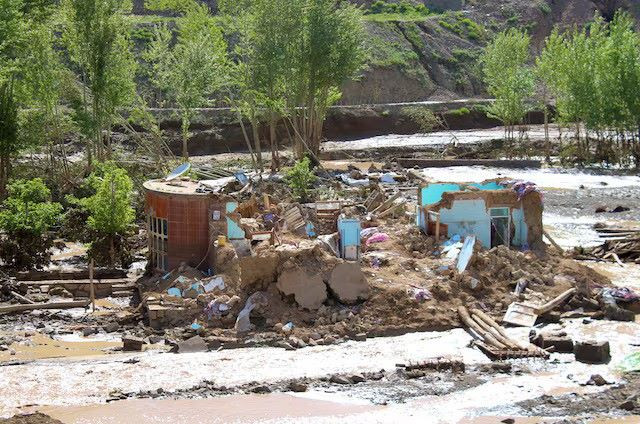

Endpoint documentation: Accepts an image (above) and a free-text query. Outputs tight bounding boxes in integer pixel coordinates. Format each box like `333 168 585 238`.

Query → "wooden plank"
0 300 90 314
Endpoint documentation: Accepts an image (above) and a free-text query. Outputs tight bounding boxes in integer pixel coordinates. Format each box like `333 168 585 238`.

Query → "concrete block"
574 340 610 364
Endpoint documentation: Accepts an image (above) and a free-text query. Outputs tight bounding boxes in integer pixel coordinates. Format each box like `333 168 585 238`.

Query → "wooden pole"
435 212 441 241
89 259 95 312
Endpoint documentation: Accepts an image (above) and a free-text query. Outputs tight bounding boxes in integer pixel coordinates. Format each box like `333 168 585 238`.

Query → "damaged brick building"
417 180 544 250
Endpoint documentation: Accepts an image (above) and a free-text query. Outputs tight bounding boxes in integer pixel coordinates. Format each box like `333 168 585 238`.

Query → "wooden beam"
0 300 90 314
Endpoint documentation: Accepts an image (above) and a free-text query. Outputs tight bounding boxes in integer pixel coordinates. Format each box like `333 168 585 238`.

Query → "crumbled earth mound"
0 413 63 424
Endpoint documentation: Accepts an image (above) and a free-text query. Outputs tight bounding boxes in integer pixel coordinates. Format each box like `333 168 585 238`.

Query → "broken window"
148 215 168 271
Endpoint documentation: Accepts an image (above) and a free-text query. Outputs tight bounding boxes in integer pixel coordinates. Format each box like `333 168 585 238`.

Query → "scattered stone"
574 340 610 364
277 341 296 351
48 286 73 298
309 332 321 341
176 335 208 353
501 419 515 424
619 400 636 411
610 205 630 213
585 374 609 386
330 375 352 385
251 385 272 394
405 369 426 379
82 327 97 337
288 381 308 392
354 332 367 342
122 336 145 352
103 322 119 333
307 338 318 347
148 335 164 344
323 335 337 345
350 374 366 383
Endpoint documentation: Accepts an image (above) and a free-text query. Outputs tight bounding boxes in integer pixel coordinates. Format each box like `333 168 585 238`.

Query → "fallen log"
0 300 90 314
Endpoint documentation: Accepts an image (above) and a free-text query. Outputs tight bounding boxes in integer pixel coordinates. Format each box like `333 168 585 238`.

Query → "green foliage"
449 107 470 116
83 163 134 236
145 3 227 159
481 28 534 144
403 106 444 133
439 12 484 40
285 157 317 202
221 0 366 159
538 1 551 15
0 178 62 269
364 0 431 22
537 12 640 166
61 0 137 160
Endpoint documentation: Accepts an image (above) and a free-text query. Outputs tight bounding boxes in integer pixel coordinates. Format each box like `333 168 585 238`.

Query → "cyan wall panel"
511 207 528 247
438 199 492 247
225 202 246 240
421 183 462 206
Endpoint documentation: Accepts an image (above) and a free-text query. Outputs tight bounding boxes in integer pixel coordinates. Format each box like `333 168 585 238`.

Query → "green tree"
83 163 135 267
145 1 228 159
287 0 366 159
220 0 365 163
0 178 62 269
61 0 137 165
481 28 534 151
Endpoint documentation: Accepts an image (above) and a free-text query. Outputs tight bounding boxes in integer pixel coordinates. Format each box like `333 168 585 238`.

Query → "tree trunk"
0 154 10 200
181 115 190 160
251 118 263 173
269 111 279 172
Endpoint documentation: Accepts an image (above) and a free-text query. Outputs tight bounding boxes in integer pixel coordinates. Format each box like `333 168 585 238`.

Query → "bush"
286 157 317 202
0 178 62 269
449 107 470 116
403 106 445 132
82 163 135 268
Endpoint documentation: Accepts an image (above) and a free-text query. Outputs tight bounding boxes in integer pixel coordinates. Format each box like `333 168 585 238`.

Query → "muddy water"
0 333 120 362
323 125 560 151
41 394 379 424
2 319 638 422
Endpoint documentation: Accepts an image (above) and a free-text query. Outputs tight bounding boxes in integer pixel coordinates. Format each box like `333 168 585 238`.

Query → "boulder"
176 335 208 353
327 263 369 304
574 340 610 364
276 268 327 310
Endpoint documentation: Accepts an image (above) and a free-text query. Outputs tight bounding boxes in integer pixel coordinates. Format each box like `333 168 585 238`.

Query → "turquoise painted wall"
420 182 505 206
226 202 246 240
420 183 461 206
439 199 492 247
511 207 528 247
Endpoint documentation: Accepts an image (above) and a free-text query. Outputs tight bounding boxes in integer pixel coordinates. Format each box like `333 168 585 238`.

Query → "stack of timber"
578 227 640 264
458 306 549 360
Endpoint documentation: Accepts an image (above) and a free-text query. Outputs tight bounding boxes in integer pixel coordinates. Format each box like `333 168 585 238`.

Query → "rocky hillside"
129 0 640 105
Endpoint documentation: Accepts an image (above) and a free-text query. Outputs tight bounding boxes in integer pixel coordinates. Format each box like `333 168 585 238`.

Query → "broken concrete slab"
276 268 327 310
574 340 611 364
327 262 369 304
